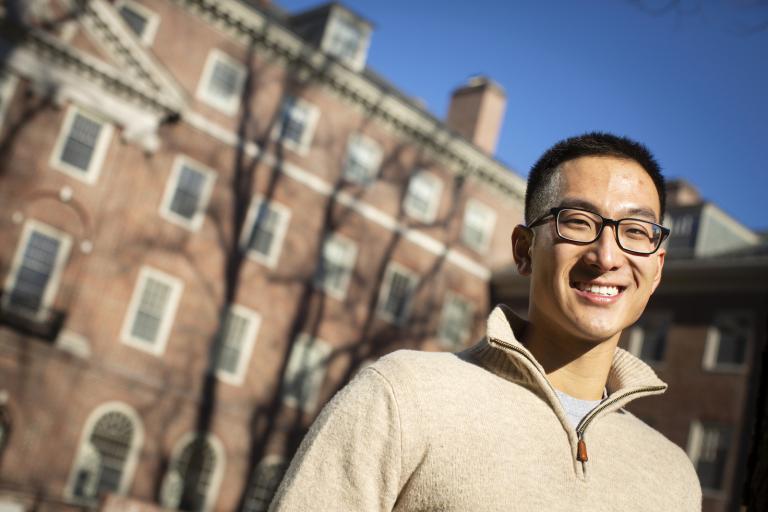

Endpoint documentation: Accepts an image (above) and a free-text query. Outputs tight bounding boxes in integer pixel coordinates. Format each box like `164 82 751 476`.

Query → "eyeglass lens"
556 209 662 253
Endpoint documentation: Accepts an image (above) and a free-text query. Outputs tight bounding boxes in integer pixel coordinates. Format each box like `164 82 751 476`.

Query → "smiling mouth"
571 282 626 297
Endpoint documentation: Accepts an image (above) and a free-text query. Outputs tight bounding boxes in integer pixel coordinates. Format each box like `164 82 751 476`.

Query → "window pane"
60 113 102 171
439 296 472 349
90 412 133 497
130 277 171 343
327 18 361 60
280 101 308 145
715 315 749 366
247 204 280 257
170 165 207 220
383 270 414 322
242 460 288 512
173 438 216 512
119 5 148 37
217 311 249 375
315 237 354 295
8 231 60 315
283 337 328 410
208 60 241 101
639 318 668 363
695 424 731 490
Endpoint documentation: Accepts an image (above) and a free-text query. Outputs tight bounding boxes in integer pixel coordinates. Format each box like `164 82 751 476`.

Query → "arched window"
67 403 143 503
241 456 288 512
161 434 225 512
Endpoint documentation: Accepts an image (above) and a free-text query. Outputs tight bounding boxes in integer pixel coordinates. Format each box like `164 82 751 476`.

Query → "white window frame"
196 49 246 116
686 420 731 493
65 402 144 503
159 155 217 231
120 266 183 356
115 0 160 46
240 196 292 269
376 262 418 326
2 219 72 322
403 171 443 223
342 132 382 185
215 304 261 386
49 105 113 185
627 312 671 366
320 10 370 71
461 199 496 253
438 292 474 350
314 233 357 300
282 334 331 413
0 71 18 130
160 433 225 512
702 311 751 372
272 96 320 156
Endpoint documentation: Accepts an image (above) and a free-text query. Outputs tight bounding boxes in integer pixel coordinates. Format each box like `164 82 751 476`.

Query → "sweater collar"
471 304 667 399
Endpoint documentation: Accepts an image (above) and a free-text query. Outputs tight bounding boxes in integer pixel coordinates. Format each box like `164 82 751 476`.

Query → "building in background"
493 179 768 512
0 1 525 510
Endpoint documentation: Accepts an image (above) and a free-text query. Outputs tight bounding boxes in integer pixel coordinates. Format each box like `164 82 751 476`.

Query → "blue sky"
278 0 768 231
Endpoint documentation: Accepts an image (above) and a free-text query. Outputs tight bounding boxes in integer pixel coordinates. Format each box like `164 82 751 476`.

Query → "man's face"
526 156 666 344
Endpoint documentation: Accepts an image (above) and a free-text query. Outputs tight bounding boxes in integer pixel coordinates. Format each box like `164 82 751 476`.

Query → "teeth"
577 283 620 296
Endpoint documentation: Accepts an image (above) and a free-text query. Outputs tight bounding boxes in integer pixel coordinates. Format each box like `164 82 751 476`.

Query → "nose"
584 224 624 272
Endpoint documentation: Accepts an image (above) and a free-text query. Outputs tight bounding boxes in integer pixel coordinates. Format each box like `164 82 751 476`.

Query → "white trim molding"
120 266 184 356
282 334 331 413
461 199 497 254
403 170 443 223
702 311 751 372
313 232 358 301
376 261 419 325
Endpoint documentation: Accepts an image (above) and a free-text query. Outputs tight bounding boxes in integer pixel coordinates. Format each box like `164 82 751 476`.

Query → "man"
270 133 701 511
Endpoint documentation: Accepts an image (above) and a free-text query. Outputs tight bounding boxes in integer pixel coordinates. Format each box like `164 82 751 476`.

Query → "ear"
512 225 534 276
650 247 666 294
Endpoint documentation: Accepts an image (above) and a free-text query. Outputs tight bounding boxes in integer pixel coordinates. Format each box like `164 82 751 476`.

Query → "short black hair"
525 132 665 225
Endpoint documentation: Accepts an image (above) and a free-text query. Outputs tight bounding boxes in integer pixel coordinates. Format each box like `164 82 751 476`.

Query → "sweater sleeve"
269 367 403 512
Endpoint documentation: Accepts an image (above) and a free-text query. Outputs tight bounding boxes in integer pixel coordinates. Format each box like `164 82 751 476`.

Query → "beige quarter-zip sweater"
270 305 702 511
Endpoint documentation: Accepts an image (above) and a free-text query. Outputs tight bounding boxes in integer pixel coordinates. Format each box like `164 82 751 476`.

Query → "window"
0 71 18 129
703 312 751 371
120 267 183 355
314 234 357 299
438 293 474 350
2 220 72 321
161 434 225 512
376 263 418 325
273 96 319 155
403 171 442 223
160 157 216 230
627 314 670 365
116 0 159 45
67 403 143 503
215 305 261 386
342 133 381 185
327 16 363 61
50 106 113 183
241 456 288 512
461 200 496 253
240 197 291 269
687 421 732 491
282 334 331 412
196 50 246 115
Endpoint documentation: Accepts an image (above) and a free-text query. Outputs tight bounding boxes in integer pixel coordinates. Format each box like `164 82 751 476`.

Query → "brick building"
0 1 526 510
493 180 768 512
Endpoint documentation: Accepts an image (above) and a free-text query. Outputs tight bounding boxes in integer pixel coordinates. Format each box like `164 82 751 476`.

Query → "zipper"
489 336 665 463
574 384 665 461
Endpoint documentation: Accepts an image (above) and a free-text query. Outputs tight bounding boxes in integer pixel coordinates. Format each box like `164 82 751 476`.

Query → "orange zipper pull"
577 438 588 462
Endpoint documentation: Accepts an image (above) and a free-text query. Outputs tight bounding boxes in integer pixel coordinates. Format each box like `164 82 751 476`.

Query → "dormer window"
116 0 159 46
327 16 363 62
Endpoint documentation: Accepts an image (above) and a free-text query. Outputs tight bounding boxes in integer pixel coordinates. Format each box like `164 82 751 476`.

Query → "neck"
522 317 619 401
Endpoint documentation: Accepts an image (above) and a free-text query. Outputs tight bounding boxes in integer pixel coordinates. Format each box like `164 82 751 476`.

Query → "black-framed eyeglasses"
528 207 670 255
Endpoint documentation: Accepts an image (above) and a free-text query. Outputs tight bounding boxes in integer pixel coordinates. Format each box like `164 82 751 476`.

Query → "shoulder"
618 410 701 488
368 348 486 390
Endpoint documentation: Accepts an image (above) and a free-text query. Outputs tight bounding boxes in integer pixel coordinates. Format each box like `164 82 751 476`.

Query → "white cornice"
176 0 526 201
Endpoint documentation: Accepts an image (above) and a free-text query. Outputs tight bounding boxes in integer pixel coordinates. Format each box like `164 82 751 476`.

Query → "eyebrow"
558 198 659 222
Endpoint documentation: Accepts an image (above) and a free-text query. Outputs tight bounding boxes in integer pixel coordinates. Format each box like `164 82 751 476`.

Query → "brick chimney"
446 76 506 155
